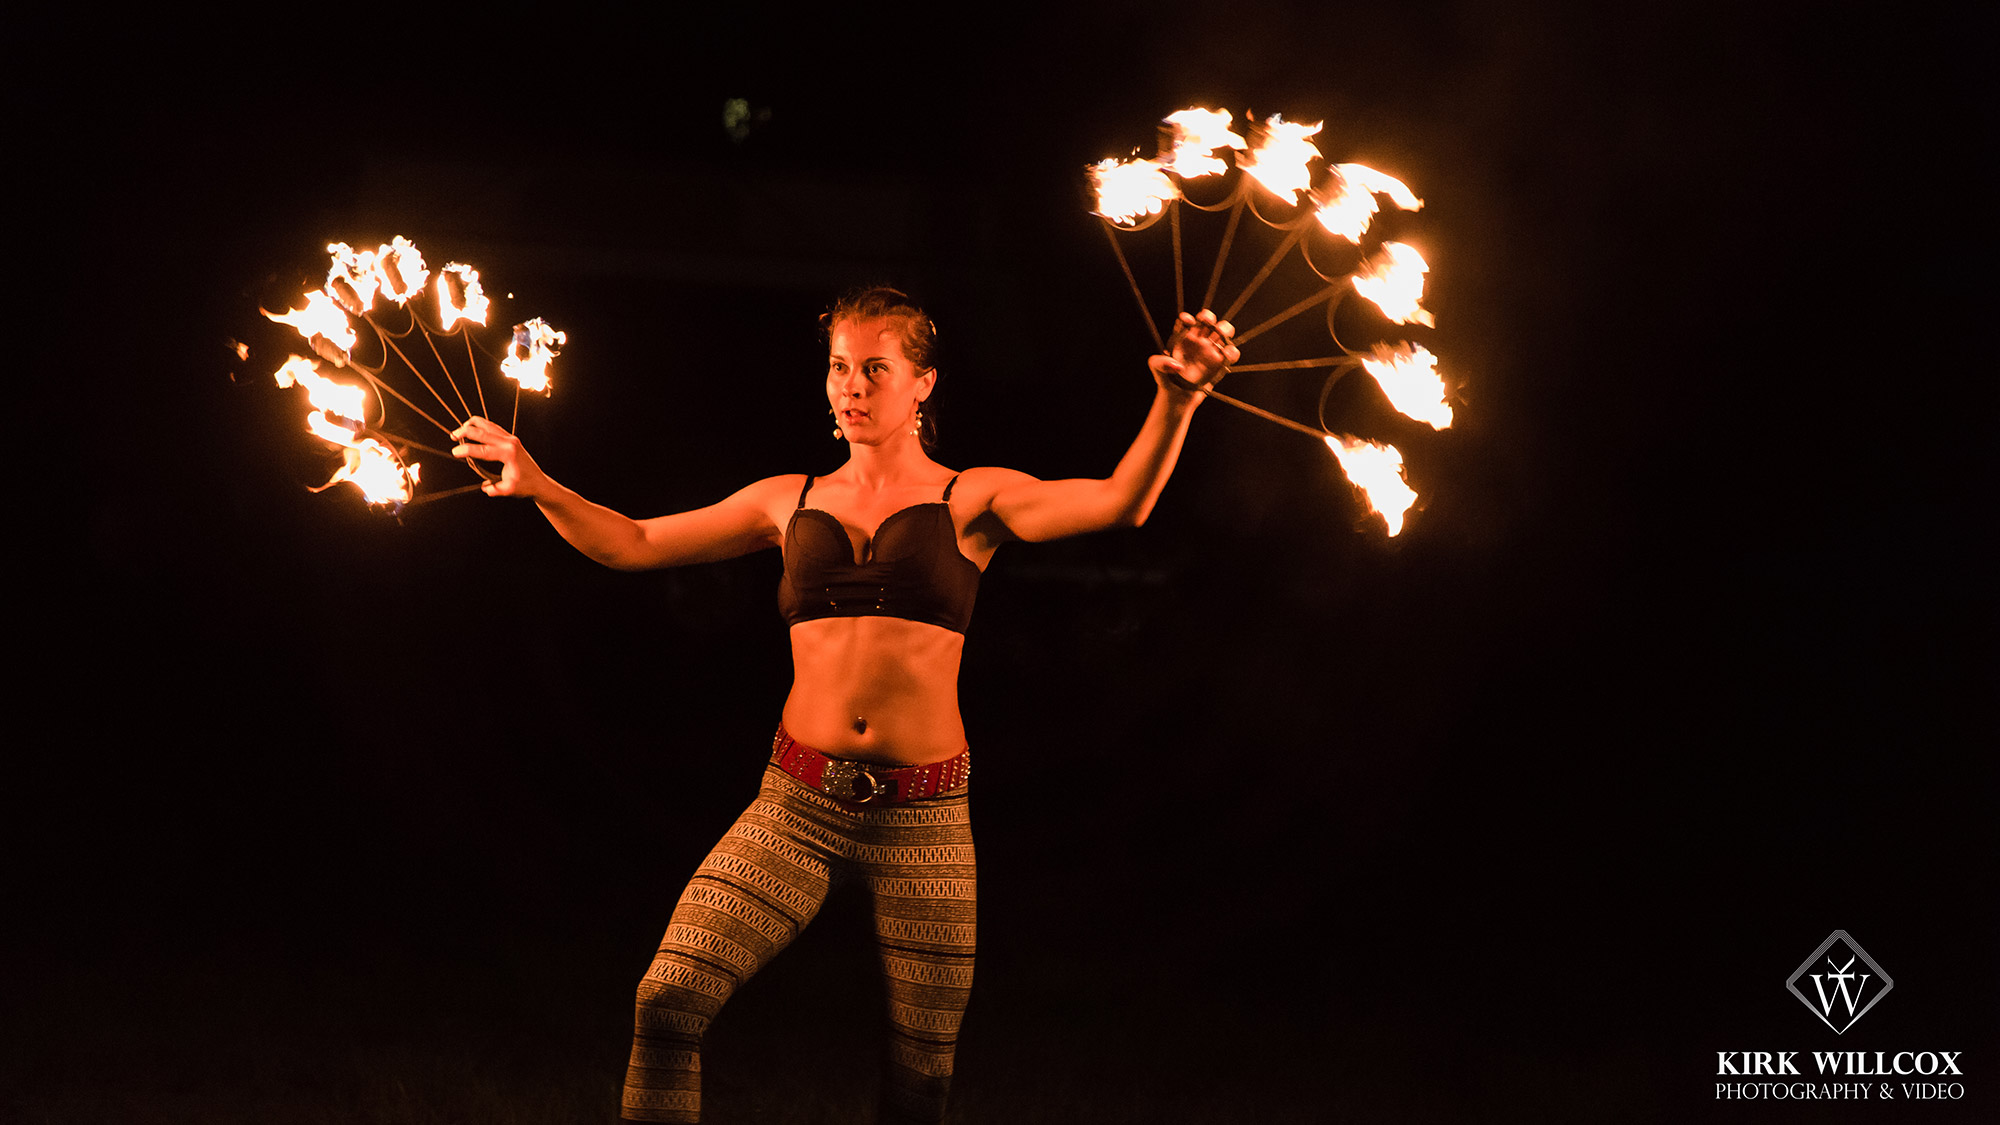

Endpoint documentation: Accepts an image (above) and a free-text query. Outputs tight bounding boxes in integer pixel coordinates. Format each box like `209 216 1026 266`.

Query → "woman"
450 288 1237 1123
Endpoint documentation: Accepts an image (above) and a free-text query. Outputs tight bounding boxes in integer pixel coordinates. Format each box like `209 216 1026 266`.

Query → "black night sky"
13 4 1995 1123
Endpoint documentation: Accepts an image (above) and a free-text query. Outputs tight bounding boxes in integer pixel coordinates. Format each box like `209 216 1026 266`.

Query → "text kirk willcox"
1717 1051 1963 1076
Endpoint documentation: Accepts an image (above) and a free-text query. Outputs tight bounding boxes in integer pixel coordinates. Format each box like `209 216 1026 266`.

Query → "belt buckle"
821 759 889 804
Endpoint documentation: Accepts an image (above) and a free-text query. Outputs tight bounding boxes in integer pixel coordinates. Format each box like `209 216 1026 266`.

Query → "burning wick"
1361 343 1453 430
375 236 430 305
1089 156 1180 225
274 355 368 424
263 290 357 354
1352 242 1434 328
436 263 489 330
320 437 419 508
1160 108 1245 180
326 243 381 314
1314 164 1424 244
501 318 564 394
1324 435 1417 536
1241 114 1323 201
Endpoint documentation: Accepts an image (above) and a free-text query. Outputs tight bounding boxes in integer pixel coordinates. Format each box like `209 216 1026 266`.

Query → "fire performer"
450 288 1236 1123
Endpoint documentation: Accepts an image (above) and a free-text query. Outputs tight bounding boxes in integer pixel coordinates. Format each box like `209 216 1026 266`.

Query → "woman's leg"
621 772 841 1123
859 796 978 1125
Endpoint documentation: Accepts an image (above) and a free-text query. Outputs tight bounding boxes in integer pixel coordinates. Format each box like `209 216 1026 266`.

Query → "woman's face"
827 316 934 445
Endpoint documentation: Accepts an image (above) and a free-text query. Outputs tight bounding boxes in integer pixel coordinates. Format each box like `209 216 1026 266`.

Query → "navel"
852 716 868 734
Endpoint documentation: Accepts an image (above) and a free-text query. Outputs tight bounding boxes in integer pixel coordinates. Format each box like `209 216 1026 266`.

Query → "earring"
831 407 842 441
912 406 923 437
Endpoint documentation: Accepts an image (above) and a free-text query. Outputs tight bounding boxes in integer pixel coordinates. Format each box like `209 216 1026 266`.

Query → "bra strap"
942 474 960 502
796 475 815 508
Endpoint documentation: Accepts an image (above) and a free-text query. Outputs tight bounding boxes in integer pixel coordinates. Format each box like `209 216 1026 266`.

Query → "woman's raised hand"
451 416 547 498
1149 309 1239 397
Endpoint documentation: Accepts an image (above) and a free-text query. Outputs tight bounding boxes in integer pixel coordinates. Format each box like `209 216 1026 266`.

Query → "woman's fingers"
1157 310 1236 393
1166 311 1237 350
1174 311 1232 353
452 435 508 457
452 415 519 462
451 415 518 444
449 415 541 499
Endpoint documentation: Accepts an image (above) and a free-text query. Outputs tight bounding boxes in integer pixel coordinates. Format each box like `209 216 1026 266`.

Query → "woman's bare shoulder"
692 474 812 538
740 472 813 497
947 465 1039 499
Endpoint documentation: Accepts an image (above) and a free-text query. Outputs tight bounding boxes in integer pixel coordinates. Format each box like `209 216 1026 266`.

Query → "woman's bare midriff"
781 615 968 765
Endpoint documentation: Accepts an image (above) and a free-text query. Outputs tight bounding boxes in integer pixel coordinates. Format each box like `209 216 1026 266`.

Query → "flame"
1161 108 1245 179
1352 242 1434 327
330 437 418 507
1089 156 1179 224
1361 343 1453 429
264 290 357 353
302 410 416 506
326 242 381 312
1241 114 1322 200
304 409 362 445
273 356 369 422
374 236 429 305
501 317 564 393
1314 163 1425 243
436 262 490 329
1324 435 1417 536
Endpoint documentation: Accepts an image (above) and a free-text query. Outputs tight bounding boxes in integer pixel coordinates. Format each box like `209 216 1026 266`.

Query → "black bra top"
779 475 981 634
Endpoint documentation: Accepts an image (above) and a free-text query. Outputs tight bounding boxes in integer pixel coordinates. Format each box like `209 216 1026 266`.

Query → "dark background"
12 3 1993 1122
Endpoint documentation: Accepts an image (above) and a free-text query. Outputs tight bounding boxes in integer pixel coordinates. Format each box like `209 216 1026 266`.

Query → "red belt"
770 726 970 806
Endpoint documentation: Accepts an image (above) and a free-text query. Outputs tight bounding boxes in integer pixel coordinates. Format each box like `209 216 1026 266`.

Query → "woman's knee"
633 950 732 1034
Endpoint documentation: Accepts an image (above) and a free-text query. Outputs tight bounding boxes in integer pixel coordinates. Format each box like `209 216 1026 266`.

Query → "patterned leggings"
621 762 977 1123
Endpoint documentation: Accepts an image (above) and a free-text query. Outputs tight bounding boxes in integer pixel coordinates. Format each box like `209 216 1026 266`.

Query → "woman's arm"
451 415 785 570
979 311 1237 544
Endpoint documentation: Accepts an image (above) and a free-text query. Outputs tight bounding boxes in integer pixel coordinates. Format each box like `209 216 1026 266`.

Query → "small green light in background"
722 98 770 144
